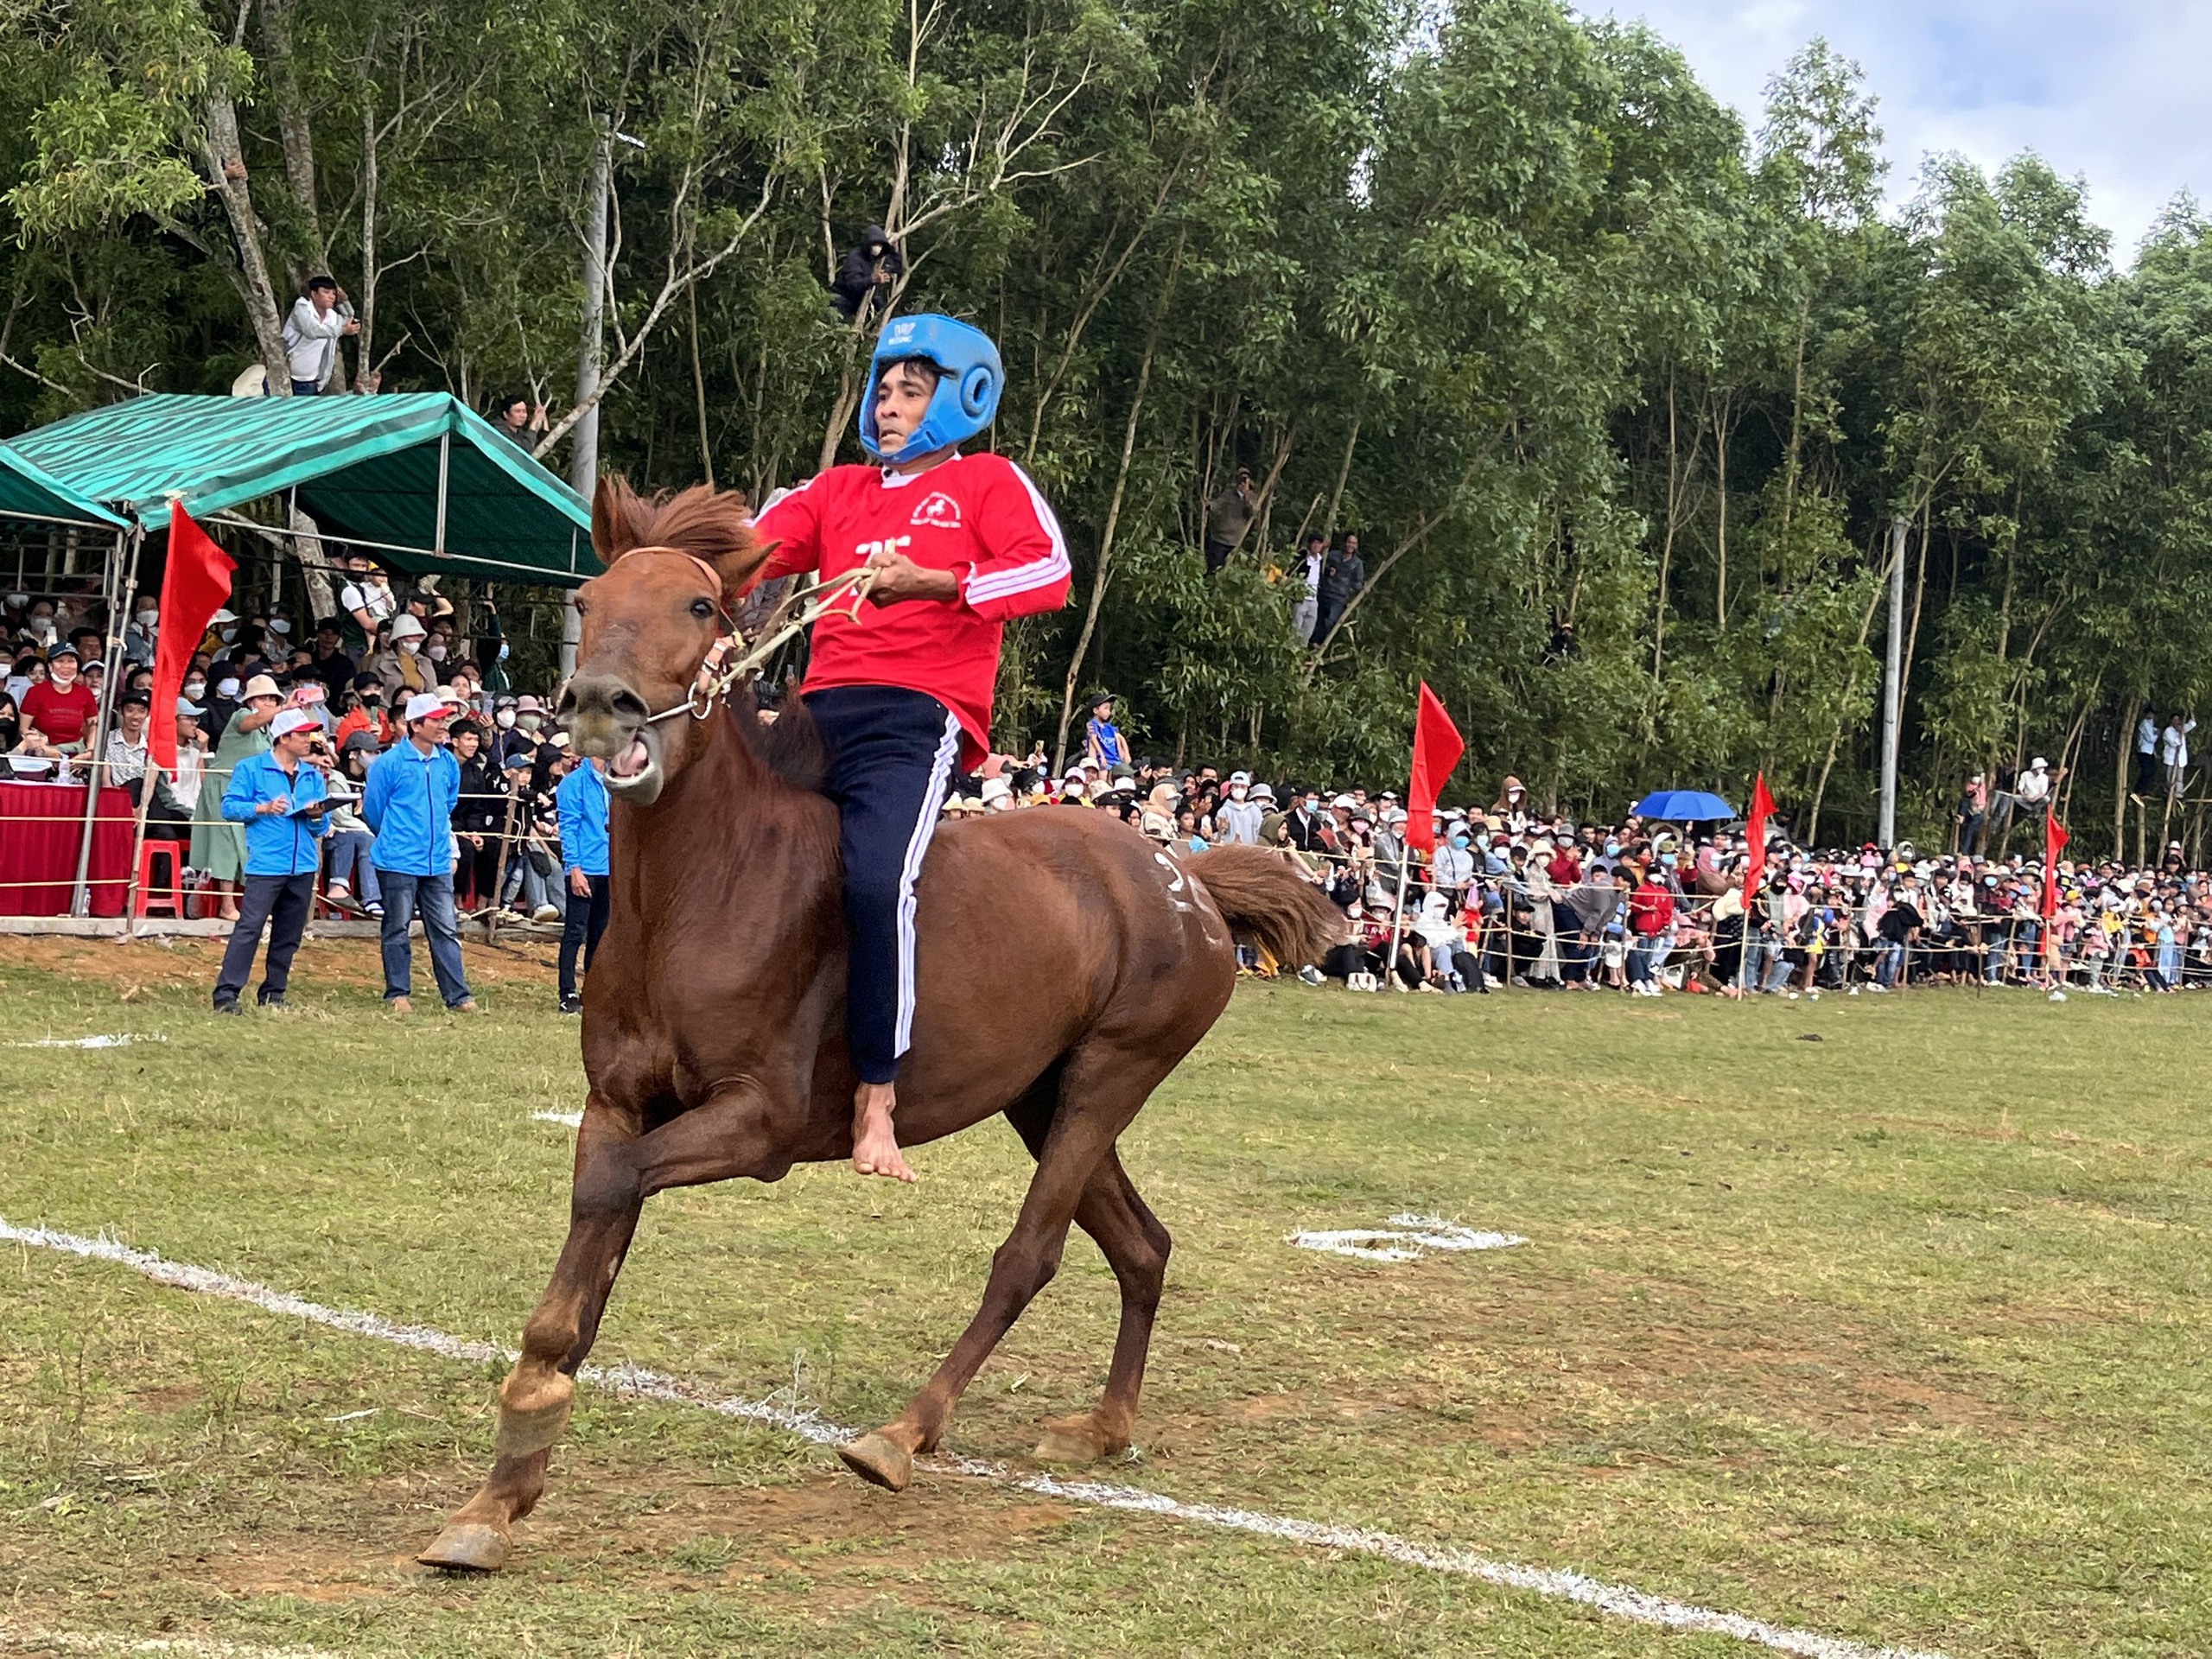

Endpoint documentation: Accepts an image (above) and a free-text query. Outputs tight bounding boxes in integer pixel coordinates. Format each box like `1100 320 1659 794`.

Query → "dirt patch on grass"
0 934 559 996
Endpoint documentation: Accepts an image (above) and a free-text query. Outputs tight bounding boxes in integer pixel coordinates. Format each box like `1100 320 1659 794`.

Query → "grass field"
3 934 2210 1658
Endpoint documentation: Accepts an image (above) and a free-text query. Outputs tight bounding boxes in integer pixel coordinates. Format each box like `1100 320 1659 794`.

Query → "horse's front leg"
418 1083 783 1572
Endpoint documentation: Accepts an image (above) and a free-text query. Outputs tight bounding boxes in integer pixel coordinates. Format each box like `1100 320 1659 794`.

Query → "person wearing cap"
362 691 476 1014
20 643 95 751
189 674 291 921
1216 771 1264 844
104 692 193 839
212 708 334 1012
554 748 611 1015
168 699 208 817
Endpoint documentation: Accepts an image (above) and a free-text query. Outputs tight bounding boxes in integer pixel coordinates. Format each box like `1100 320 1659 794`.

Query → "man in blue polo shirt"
554 750 611 1014
362 691 477 1014
213 708 333 1013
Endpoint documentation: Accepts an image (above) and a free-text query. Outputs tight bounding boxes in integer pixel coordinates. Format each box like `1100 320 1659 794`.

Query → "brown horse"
418 479 1341 1572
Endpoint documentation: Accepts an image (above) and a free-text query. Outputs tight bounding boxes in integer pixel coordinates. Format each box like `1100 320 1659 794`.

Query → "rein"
603 544 877 726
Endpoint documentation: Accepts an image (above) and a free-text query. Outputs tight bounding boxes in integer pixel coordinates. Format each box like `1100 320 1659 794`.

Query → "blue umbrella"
1631 788 1735 822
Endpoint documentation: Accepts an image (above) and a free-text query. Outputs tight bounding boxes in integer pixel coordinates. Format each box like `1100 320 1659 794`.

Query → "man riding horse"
751 314 1070 1182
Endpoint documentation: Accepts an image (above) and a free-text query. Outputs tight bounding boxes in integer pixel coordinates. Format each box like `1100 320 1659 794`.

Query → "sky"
1584 0 2212 264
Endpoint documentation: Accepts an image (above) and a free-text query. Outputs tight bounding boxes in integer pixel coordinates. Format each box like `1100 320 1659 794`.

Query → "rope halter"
596 543 878 726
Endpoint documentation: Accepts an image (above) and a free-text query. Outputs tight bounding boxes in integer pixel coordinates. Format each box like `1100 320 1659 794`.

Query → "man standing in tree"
1314 531 1364 645
1203 467 1256 575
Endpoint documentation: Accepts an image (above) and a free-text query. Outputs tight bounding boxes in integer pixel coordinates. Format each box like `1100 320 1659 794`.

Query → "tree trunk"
689 272 715 486
1052 239 1180 769
2113 697 2138 862
203 92 292 385
1713 389 1732 630
259 0 327 279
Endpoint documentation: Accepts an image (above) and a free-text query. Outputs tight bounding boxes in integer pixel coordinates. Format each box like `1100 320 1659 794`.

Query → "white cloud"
1583 0 2212 261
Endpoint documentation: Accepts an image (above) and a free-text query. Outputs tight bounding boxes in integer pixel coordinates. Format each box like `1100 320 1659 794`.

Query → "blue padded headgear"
859 314 1004 461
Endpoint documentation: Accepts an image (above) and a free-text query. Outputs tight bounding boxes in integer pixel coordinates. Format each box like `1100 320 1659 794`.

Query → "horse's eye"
690 599 715 620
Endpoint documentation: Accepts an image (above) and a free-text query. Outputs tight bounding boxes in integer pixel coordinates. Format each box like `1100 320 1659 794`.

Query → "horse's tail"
1189 845 1346 968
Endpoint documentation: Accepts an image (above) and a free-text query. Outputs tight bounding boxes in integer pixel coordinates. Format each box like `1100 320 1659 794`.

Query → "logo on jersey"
910 492 963 530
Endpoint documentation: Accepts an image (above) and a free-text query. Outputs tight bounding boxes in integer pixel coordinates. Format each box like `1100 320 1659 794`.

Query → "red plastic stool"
132 842 188 919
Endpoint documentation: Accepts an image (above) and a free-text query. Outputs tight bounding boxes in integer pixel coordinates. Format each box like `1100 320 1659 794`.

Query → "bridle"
598 543 877 725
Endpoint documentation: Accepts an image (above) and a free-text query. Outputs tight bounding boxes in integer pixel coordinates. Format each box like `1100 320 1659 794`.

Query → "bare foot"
852 1081 917 1183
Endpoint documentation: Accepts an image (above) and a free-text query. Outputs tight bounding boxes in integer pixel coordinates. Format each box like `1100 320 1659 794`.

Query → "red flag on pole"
2042 808 2069 920
1743 772 1777 898
149 503 236 772
1404 683 1465 854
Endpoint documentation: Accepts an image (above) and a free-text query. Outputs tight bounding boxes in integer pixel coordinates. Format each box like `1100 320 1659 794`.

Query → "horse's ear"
590 474 652 563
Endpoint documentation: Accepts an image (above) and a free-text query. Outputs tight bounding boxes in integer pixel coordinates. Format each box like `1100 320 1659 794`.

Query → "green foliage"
0 1 2206 845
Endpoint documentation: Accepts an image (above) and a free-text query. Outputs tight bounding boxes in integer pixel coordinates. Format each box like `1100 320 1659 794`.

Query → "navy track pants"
803 684 963 1085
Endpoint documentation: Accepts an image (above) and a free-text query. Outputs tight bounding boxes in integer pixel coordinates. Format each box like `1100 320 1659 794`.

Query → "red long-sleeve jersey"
752 453 1071 766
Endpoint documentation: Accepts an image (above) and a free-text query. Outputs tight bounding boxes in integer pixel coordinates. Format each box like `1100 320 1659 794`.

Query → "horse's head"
558 477 776 804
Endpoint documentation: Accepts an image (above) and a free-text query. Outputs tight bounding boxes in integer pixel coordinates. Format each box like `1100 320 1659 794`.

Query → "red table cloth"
0 781 136 917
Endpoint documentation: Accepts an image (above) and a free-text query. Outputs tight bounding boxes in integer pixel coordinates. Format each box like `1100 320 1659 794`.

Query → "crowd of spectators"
3 566 609 1014
7 577 2209 1007
945 697 2212 999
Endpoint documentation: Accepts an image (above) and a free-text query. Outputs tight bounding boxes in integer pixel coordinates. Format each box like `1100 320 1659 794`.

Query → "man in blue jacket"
213 708 334 1013
554 749 611 1014
362 691 477 1014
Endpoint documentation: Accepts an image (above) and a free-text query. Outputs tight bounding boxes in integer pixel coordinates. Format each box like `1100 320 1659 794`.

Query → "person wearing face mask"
496 695 542 768
124 600 160 667
334 673 391 750
21 644 96 751
1217 771 1264 844
371 613 432 699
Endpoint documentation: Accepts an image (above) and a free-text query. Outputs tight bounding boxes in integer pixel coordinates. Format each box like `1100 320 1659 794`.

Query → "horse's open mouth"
602 723 662 798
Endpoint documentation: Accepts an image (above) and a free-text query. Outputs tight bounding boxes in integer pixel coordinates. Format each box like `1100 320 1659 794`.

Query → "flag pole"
1386 850 1411 991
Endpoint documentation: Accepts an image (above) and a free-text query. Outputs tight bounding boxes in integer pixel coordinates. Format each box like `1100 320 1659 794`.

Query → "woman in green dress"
190 675 285 920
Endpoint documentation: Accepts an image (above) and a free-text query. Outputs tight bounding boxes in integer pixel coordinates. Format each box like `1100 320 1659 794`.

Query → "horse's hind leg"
1034 1149 1170 1466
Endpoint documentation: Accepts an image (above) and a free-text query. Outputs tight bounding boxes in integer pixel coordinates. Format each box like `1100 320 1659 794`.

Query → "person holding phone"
212 708 335 1013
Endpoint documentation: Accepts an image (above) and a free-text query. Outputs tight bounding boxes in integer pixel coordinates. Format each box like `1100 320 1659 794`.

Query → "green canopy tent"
10 392 596 583
3 392 594 924
0 443 130 530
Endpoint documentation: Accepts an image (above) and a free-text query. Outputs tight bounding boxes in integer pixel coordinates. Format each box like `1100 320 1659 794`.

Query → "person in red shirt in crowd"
20 643 98 752
1626 863 1675 995
750 314 1071 1183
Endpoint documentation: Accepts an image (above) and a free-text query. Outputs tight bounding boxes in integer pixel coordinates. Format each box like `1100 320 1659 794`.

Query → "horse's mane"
590 476 821 792
728 679 827 795
592 477 764 601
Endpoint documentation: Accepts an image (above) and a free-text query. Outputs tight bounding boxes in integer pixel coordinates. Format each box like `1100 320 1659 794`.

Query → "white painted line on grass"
0 1629 344 1658
1291 1214 1528 1262
7 1033 162 1050
531 1110 583 1128
0 1217 1947 1659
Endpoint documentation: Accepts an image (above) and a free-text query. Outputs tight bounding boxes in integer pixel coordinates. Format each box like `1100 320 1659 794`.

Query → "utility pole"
1878 516 1907 849
562 123 613 680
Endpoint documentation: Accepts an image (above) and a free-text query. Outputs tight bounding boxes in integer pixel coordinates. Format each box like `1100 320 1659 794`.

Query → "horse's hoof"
416 1521 512 1573
836 1431 913 1492
1033 1414 1119 1465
